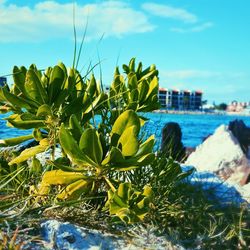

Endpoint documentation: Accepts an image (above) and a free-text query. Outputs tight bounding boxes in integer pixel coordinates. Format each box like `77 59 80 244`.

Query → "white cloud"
0 1 154 42
142 2 198 23
170 22 214 33
162 70 221 79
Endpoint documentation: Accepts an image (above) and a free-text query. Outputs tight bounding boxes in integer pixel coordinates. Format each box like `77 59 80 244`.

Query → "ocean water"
0 113 33 140
143 113 250 148
1 113 250 148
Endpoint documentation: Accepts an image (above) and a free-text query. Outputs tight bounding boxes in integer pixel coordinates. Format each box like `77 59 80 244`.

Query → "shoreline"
152 109 250 116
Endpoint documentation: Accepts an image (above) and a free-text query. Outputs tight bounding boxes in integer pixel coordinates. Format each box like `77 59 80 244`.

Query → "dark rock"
63 233 76 244
246 174 250 184
185 147 195 157
161 122 186 162
228 119 250 155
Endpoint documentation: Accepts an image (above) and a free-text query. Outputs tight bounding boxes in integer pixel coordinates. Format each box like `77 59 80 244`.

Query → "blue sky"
0 0 249 104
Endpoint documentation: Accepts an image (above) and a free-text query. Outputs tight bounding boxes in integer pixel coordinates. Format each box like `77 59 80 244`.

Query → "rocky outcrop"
228 119 250 154
161 122 186 162
185 125 250 186
31 220 184 250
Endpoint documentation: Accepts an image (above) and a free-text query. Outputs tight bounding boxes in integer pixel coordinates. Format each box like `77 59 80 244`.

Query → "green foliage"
38 110 155 212
0 62 106 160
109 58 160 121
0 59 162 225
0 59 159 164
214 102 228 111
148 181 250 249
105 183 153 224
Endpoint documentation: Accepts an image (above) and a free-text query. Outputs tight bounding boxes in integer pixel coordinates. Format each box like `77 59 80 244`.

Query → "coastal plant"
36 110 155 222
0 62 106 161
103 58 160 135
105 182 153 224
0 59 160 163
109 58 160 113
0 58 163 226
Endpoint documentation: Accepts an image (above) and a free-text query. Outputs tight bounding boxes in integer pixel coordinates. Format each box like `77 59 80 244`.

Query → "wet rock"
185 125 250 186
161 122 186 162
223 165 250 186
228 119 250 154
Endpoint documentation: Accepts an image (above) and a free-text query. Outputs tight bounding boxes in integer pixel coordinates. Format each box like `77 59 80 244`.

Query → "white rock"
35 147 62 165
39 220 184 250
185 125 250 174
240 182 250 203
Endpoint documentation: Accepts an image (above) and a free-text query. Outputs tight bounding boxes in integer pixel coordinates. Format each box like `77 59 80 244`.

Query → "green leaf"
111 110 140 137
69 114 83 142
83 92 106 113
63 68 76 93
122 64 130 74
25 69 48 104
5 114 45 129
128 73 138 91
138 80 149 102
130 89 139 104
57 179 90 200
117 182 131 201
137 153 155 166
84 74 97 100
32 128 45 141
105 182 152 224
0 134 33 147
111 73 124 94
53 69 75 108
13 66 27 95
30 157 42 174
111 110 140 146
139 69 158 83
118 126 139 157
0 86 31 110
107 189 128 214
41 67 52 89
79 128 103 164
9 145 48 165
63 94 84 116
145 76 158 101
58 61 67 74
48 65 65 104
50 157 86 172
101 147 124 166
41 170 84 185
136 62 143 75
36 104 53 117
129 58 135 71
135 135 155 157
59 124 97 167
142 185 153 197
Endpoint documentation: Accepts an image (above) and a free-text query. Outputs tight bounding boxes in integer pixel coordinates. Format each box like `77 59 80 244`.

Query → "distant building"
227 101 250 113
0 77 7 87
158 88 203 110
104 85 203 110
